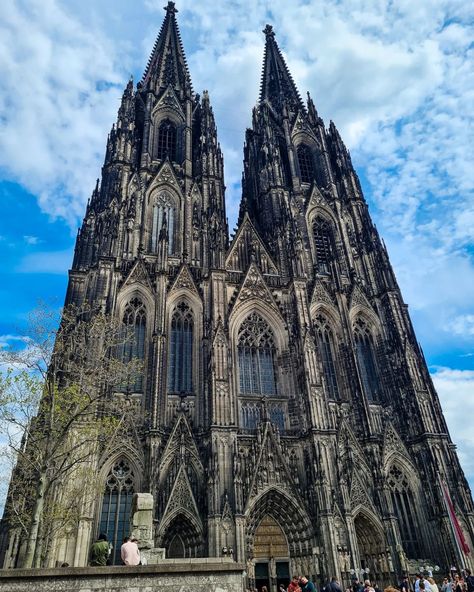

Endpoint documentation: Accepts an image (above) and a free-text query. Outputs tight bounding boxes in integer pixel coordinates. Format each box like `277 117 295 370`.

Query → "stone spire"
259 24 304 115
142 1 192 95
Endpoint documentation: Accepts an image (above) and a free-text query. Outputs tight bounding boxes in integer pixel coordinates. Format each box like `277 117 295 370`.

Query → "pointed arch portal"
161 513 204 558
246 488 314 591
254 515 290 592
354 511 392 586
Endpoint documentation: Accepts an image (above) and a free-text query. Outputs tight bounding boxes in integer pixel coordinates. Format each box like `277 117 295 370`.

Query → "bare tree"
0 303 143 568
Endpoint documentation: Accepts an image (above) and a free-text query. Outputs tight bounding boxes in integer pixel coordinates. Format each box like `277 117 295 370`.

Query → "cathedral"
2 2 474 589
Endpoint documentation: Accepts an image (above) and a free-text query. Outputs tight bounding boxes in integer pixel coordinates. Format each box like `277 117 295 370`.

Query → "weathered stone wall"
0 558 245 592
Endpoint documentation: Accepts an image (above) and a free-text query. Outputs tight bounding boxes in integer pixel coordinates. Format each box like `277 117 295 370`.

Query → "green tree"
0 304 143 568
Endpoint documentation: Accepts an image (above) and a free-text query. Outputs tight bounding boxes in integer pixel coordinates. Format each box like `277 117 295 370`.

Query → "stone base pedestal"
141 547 166 565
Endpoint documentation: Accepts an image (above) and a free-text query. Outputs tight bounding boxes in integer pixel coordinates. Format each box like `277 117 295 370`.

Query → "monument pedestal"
131 493 166 565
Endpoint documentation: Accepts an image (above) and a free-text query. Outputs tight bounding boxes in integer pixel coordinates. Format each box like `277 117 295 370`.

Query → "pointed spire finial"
263 24 275 39
164 1 177 14
259 22 304 113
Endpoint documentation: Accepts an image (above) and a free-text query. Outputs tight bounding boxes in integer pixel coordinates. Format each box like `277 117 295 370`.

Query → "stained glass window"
99 460 135 565
297 144 314 184
156 119 177 161
312 216 333 273
238 312 277 396
387 466 421 558
168 302 193 394
314 314 340 400
354 318 379 402
118 298 146 393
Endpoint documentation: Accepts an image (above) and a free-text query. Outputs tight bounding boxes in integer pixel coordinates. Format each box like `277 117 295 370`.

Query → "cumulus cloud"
0 0 127 225
432 367 474 484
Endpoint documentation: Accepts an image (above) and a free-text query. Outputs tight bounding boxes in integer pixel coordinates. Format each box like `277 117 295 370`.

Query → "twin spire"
142 1 192 93
260 24 304 113
143 2 304 114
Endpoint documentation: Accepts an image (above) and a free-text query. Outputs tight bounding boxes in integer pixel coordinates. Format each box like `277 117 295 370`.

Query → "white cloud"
447 315 474 338
432 367 474 484
0 0 127 225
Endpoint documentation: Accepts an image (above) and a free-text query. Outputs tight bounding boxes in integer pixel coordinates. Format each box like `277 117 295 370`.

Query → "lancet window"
118 297 146 393
314 314 340 400
312 216 334 273
99 459 135 565
156 119 177 161
297 144 314 184
354 318 379 402
168 302 194 394
151 191 175 254
387 465 421 558
238 312 277 396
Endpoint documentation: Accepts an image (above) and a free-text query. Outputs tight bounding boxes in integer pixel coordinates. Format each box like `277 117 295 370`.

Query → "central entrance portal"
254 515 290 592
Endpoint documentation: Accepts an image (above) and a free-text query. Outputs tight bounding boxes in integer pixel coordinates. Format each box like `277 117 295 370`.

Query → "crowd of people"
272 571 474 592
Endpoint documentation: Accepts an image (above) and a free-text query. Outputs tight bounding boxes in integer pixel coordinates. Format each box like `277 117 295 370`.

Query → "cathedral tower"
2 5 473 589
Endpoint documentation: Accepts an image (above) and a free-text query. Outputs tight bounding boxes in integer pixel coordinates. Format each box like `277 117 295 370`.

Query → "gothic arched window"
279 136 291 185
151 191 175 254
312 216 334 273
99 459 135 565
387 465 421 558
156 119 177 161
297 144 314 184
354 318 379 402
168 302 194 394
118 297 146 392
314 314 340 400
238 312 277 396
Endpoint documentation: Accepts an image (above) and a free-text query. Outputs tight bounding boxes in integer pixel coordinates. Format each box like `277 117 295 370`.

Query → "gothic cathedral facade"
3 2 474 586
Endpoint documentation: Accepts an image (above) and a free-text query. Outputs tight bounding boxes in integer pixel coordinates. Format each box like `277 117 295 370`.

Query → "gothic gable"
349 283 376 315
230 262 281 316
349 471 376 513
148 160 181 193
305 184 333 213
291 110 318 143
382 423 413 469
159 464 203 532
152 84 185 120
226 214 278 274
158 413 204 482
310 278 337 310
169 264 200 298
122 258 153 290
337 420 371 474
246 423 301 505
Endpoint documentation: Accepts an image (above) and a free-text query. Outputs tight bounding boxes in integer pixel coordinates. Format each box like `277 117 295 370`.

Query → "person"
90 533 110 566
288 576 302 592
262 587 268 592
300 576 316 592
364 580 375 592
121 536 140 566
401 576 411 592
328 577 343 592
441 577 453 592
465 569 474 592
280 585 288 592
353 580 364 592
453 574 463 592
428 578 440 592
373 583 382 592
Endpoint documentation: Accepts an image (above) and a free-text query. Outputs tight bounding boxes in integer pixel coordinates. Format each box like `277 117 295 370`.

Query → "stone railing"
0 558 245 592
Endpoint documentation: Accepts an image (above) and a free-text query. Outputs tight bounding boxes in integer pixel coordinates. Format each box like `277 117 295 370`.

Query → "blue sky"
0 0 473 496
